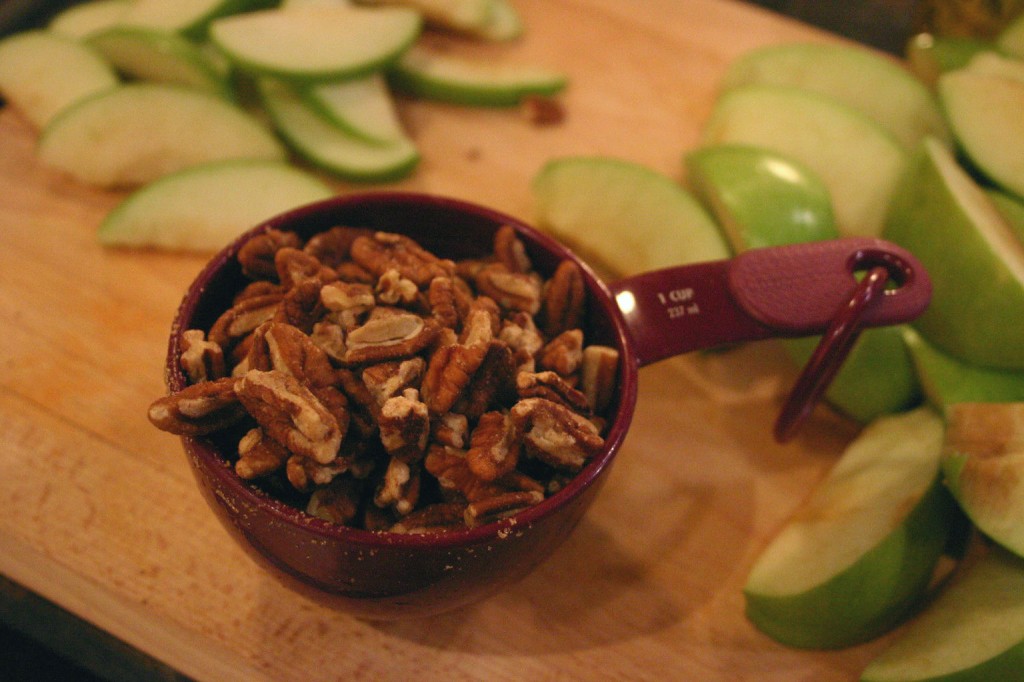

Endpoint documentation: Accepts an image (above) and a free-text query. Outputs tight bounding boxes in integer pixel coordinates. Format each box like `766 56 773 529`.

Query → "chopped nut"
376 268 419 306
378 388 430 462
374 457 421 516
511 397 604 472
432 412 469 449
179 329 225 383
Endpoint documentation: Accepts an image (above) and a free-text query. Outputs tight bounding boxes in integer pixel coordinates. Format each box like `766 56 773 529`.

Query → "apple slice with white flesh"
989 188 1024 243
470 0 523 41
905 32 996 86
208 5 422 82
98 160 333 252
38 83 284 188
87 26 231 98
0 30 119 130
302 74 406 145
258 78 419 182
683 144 838 251
938 67 1024 198
355 0 494 33
861 545 1024 682
719 41 951 152
531 156 730 276
964 50 1024 84
903 327 1024 412
388 42 567 106
883 137 1024 370
942 402 1024 559
744 407 957 650
701 84 907 237
48 0 132 39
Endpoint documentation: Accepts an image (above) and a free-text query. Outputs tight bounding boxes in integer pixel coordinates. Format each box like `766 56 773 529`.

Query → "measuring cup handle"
607 238 932 367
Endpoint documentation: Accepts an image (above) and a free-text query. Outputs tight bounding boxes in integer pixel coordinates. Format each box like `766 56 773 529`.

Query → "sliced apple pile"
0 0 567 251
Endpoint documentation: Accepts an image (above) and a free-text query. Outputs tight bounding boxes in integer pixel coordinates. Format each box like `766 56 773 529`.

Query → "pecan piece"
378 388 430 462
235 427 289 480
474 263 542 315
376 268 419 306
374 457 421 516
274 278 326 334
235 370 342 464
237 228 302 280
275 247 336 289
464 490 544 528
303 225 373 269
466 411 521 482
427 276 467 330
258 322 337 388
320 280 375 330
539 329 584 376
148 377 245 436
306 475 363 526
516 370 591 416
179 329 225 383
581 345 619 415
361 357 425 407
459 340 517 420
286 453 350 492
432 412 469 449
389 501 467 534
541 260 586 337
493 225 531 273
208 293 282 350
499 312 544 373
343 312 439 365
351 232 455 286
511 397 604 472
309 321 347 364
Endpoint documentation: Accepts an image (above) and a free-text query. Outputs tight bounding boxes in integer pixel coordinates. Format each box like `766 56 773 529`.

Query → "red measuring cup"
164 192 930 618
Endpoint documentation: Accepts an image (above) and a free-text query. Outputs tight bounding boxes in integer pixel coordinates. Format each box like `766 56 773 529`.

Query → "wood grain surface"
0 1 906 679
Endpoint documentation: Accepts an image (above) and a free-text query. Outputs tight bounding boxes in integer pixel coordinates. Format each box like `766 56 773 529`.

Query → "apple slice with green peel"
903 328 1024 412
683 144 838 252
258 78 419 182
997 11 1024 58
862 545 1024 682
87 26 232 98
782 328 921 424
388 43 568 106
209 5 422 82
356 0 494 33
39 83 284 188
905 32 996 86
531 156 729 276
719 42 951 152
701 84 907 237
118 0 273 39
302 74 406 145
48 0 132 39
0 30 119 130
98 159 334 252
938 67 1024 198
942 403 1024 559
470 0 523 41
964 50 1024 84
883 137 1024 370
744 407 956 650
988 188 1024 243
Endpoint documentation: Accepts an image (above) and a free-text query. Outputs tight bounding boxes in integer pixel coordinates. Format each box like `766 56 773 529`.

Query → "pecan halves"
389 501 467 534
148 377 245 436
303 226 373 269
362 357 426 407
541 260 586 337
474 263 542 315
378 389 430 462
351 232 455 286
237 228 302 280
493 225 532 273
208 292 283 350
257 322 337 388
466 411 521 482
581 345 620 415
236 427 290 479
464 490 545 528
516 370 591 416
274 247 336 289
343 312 440 365
539 329 584 376
511 397 605 472
306 475 363 525
179 329 226 383
235 370 342 464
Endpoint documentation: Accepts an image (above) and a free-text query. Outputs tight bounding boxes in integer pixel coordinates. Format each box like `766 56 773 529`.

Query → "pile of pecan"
148 223 619 533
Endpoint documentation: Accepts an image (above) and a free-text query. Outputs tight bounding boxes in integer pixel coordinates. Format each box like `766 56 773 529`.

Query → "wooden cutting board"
0 1 904 679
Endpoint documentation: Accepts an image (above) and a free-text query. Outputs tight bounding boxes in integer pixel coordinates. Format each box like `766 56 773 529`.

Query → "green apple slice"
356 0 494 33
531 156 730 276
989 188 1024 243
98 159 333 252
0 30 119 130
905 32 996 86
701 84 907 237
257 78 419 182
744 407 955 650
470 0 523 41
964 50 1024 84
87 26 231 97
903 328 1024 412
118 0 270 39
720 42 950 151
302 74 405 145
942 403 1024 559
209 5 421 82
883 137 1024 370
683 144 838 252
997 11 1024 58
48 0 133 39
38 83 284 188
862 545 1024 682
939 67 1024 198
388 43 567 106
782 327 921 424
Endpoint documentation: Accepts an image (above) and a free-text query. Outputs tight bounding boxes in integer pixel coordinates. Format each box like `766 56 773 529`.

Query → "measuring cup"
165 192 930 619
